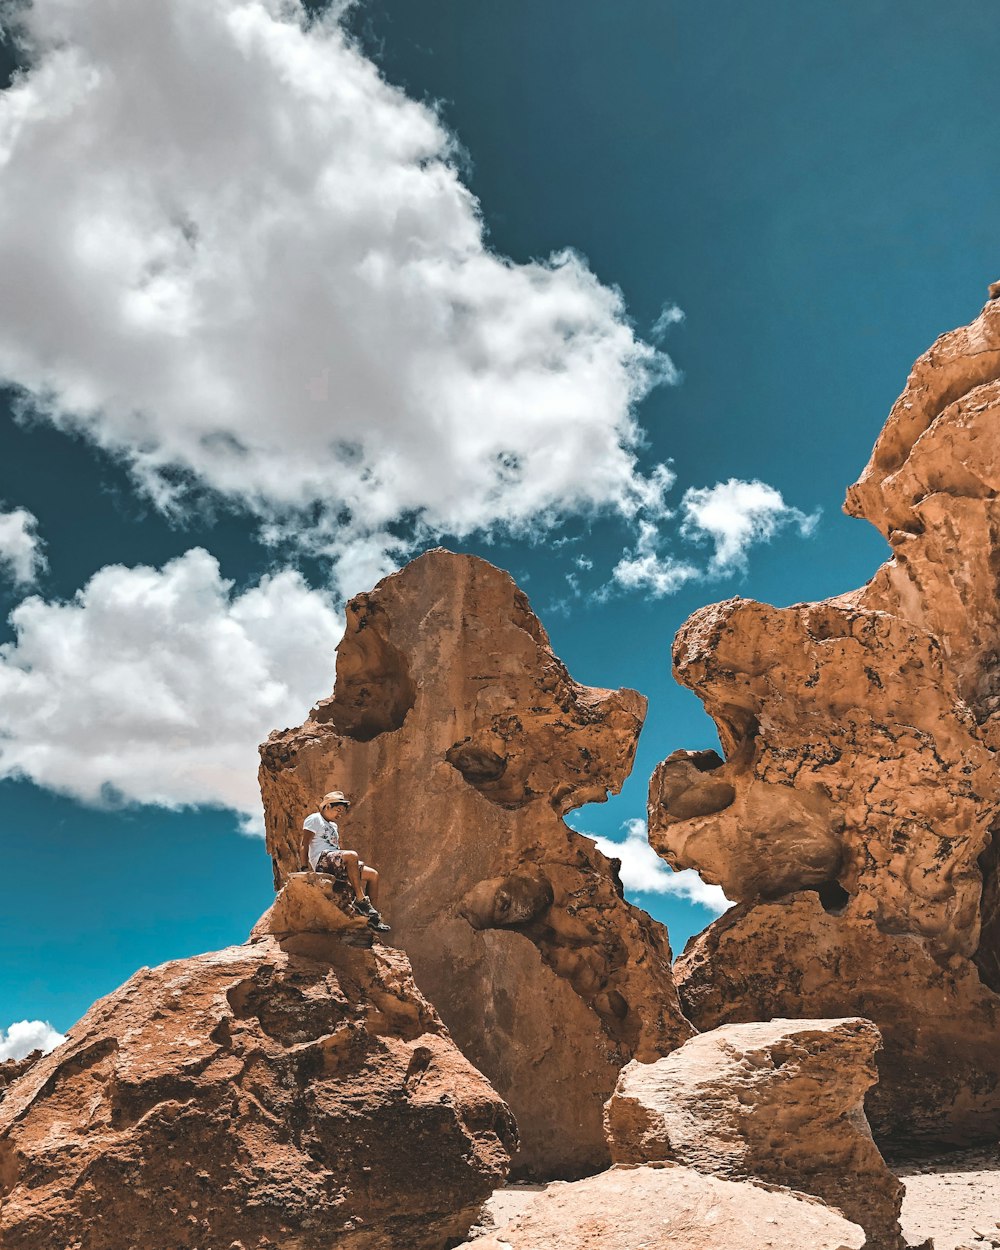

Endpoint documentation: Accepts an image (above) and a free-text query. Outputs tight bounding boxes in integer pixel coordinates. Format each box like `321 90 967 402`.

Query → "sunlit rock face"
259 549 694 1178
0 1053 41 1105
453 1165 865 1250
0 925 516 1250
655 295 1000 1154
605 1017 904 1250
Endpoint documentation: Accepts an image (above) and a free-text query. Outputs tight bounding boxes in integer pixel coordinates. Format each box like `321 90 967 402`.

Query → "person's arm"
299 825 314 872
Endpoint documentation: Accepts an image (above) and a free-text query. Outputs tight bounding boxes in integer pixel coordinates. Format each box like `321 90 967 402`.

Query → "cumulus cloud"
609 478 818 598
0 506 45 586
0 1018 64 1060
681 478 819 573
610 518 700 598
0 548 341 824
589 818 730 914
0 0 677 594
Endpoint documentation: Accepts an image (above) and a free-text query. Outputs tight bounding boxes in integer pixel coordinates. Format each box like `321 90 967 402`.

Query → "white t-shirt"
303 811 341 870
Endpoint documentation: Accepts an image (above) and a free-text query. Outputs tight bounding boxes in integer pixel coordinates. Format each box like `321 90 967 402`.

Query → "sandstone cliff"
653 295 1000 1153
0 895 516 1250
259 549 694 1178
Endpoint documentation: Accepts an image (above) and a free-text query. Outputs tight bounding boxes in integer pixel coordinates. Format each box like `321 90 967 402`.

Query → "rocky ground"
897 1148 1000 1249
470 1149 1000 1250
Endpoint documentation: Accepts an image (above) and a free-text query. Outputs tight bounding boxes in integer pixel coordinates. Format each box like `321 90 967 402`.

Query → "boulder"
259 549 693 1178
676 897 1000 1152
604 1017 904 1249
250 869 374 945
0 920 516 1250
652 296 1000 1152
453 1164 864 1250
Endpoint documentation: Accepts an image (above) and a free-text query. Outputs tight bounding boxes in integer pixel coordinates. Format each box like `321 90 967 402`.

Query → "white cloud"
681 478 819 573
0 506 45 586
611 518 700 598
608 478 819 598
0 0 677 595
0 1019 64 1061
651 301 685 341
0 548 341 824
589 818 730 914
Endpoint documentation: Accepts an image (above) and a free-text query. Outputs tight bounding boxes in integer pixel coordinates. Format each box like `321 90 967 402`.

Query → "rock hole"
446 742 507 785
313 601 416 741
816 879 851 915
712 706 759 764
460 872 555 931
445 737 533 807
689 750 725 772
403 1045 433 1092
804 607 855 642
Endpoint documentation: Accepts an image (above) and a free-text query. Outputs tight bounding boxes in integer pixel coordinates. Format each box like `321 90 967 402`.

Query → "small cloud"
586 817 730 914
611 550 700 598
622 463 678 520
606 477 818 601
574 555 593 571
0 507 46 587
680 478 819 573
610 518 699 599
651 301 685 341
0 1019 65 1061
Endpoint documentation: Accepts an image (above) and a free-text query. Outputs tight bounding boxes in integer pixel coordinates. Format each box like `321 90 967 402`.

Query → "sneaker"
351 896 375 917
368 914 391 932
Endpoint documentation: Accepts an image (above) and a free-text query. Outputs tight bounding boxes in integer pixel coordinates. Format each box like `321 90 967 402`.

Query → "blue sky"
1 0 999 1043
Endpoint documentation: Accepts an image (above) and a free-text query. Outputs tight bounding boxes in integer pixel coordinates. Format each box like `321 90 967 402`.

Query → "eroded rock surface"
252 869 375 945
0 1051 41 1103
605 1017 904 1249
0 917 516 1250
260 549 693 1177
677 897 1000 1152
654 294 1000 1153
456 1164 864 1250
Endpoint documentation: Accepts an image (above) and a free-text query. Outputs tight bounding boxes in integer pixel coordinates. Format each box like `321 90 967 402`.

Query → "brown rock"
259 549 693 1178
0 921 516 1250
653 296 1000 1154
453 1164 864 1250
656 594 993 953
0 1051 42 1102
250 869 374 944
677 896 1000 1153
604 1017 904 1249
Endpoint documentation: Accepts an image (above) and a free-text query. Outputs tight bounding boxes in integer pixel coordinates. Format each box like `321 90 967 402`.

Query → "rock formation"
0 885 516 1250
604 1017 904 1249
259 549 694 1178
0 1051 41 1103
454 1164 864 1250
652 294 1000 1153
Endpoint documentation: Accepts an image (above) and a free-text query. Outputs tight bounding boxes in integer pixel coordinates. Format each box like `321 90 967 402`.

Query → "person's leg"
339 850 366 901
362 866 379 909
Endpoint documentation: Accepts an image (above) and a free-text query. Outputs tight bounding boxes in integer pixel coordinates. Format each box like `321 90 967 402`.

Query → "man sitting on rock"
300 791 389 932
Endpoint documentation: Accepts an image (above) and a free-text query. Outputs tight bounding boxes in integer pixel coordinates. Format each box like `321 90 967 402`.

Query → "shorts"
315 850 348 880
